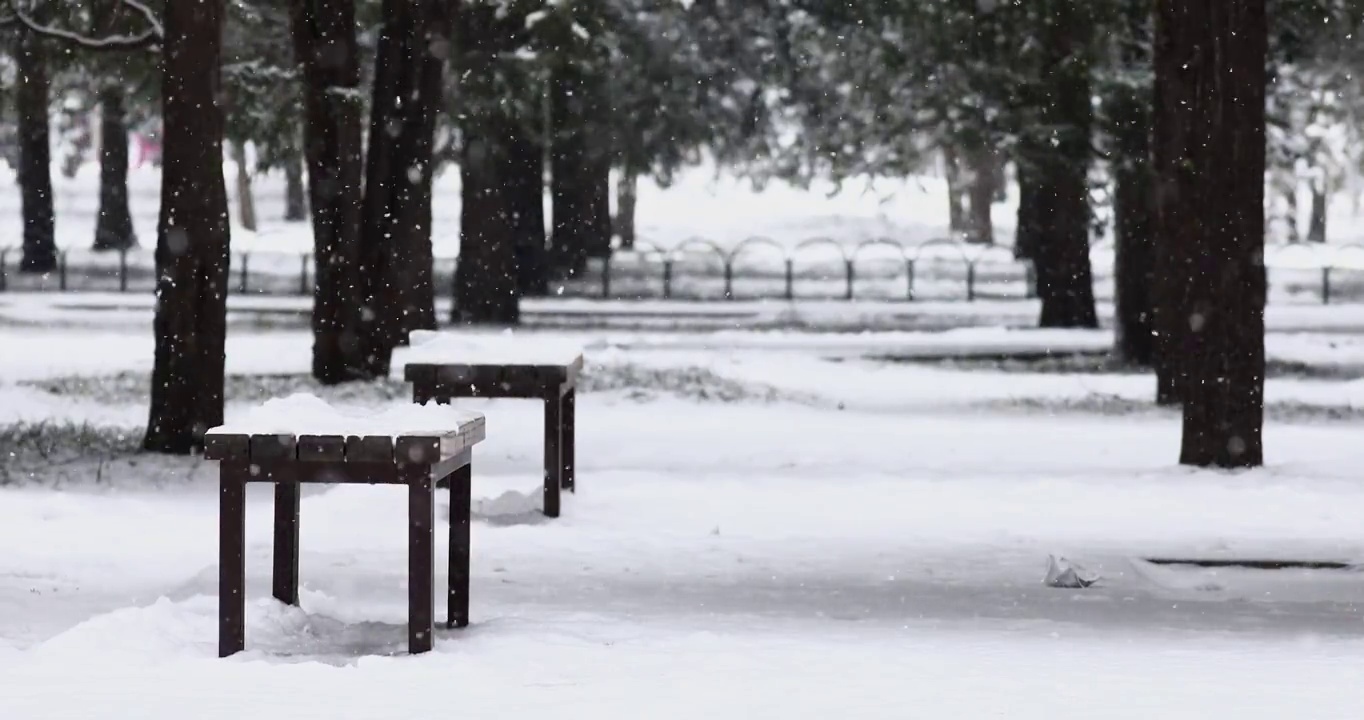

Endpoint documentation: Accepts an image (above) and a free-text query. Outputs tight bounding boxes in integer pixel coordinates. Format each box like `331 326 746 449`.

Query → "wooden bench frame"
405 355 582 518
204 417 486 657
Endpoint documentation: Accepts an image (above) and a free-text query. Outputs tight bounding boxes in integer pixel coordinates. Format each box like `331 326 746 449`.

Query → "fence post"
239 253 250 294
1322 266 1331 305
966 262 976 302
0 249 8 292
449 259 460 324
59 252 68 291
119 250 129 292
845 259 855 300
784 259 794 301
905 259 915 301
601 256 612 299
300 254 310 295
723 261 733 300
662 259 673 299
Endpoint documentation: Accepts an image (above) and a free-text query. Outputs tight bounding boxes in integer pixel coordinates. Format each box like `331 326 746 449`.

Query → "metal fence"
3 237 1363 304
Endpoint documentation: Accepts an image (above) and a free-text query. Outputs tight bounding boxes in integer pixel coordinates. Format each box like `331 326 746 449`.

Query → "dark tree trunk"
1014 165 1040 261
1155 0 1267 468
452 3 519 324
457 132 520 324
288 0 367 384
94 86 137 251
616 169 638 250
231 140 257 232
283 147 307 222
1109 2 1156 366
508 130 548 296
964 144 997 244
356 0 445 376
1308 180 1326 242
944 145 965 236
1021 1 1098 329
15 31 56 273
1281 184 1299 242
144 0 231 454
549 60 611 273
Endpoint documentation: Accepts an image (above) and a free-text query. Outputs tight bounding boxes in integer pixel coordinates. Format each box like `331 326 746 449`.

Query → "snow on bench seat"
203 393 485 464
403 330 585 368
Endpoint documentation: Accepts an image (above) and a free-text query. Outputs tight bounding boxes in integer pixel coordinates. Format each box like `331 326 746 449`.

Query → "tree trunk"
144 0 231 454
452 2 520 323
549 60 611 274
288 0 367 384
456 132 520 324
1014 164 1040 261
1282 183 1299 242
93 86 137 251
283 147 307 222
1307 179 1326 243
508 129 548 296
1155 0 1267 468
15 31 56 273
231 140 257 232
357 0 445 376
944 145 965 236
616 169 638 250
964 144 997 244
1109 2 1156 366
1022 1 1098 329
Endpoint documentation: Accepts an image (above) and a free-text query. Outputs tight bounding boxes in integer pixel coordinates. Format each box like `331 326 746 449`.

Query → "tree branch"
8 0 161 51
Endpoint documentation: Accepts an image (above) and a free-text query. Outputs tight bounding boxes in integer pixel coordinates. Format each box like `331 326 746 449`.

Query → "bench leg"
408 466 435 654
562 388 576 492
219 463 247 658
543 390 562 518
272 476 301 606
448 461 472 629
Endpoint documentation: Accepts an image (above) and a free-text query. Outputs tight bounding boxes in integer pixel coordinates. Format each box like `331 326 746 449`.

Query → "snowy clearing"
3 318 1364 718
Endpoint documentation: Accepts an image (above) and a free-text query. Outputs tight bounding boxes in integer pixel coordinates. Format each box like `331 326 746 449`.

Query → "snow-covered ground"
4 302 1364 717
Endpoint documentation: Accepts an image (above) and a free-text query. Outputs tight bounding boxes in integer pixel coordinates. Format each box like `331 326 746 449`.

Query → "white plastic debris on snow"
1044 555 1099 589
205 392 482 438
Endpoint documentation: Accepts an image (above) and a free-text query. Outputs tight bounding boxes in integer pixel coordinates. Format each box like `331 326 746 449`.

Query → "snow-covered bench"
402 331 583 518
203 394 486 657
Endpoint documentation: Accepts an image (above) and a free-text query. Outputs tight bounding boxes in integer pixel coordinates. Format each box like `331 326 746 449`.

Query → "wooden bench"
203 395 486 657
402 332 583 518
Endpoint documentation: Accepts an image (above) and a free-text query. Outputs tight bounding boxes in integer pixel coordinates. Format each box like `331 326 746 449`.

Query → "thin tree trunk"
231 140 257 232
144 0 231 454
453 2 520 323
283 146 306 222
1023 1 1098 329
288 0 366 384
549 60 611 273
965 144 996 244
616 169 637 250
944 145 965 236
1155 0 1268 468
15 31 56 273
1109 1 1156 366
93 86 137 251
1282 183 1299 242
357 0 444 375
1308 179 1327 242
1014 164 1040 261
509 129 548 296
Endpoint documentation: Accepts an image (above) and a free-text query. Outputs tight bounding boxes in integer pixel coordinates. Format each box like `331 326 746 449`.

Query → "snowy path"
3 325 1364 717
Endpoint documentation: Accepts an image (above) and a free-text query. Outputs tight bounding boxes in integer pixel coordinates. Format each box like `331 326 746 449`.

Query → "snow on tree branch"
7 0 162 51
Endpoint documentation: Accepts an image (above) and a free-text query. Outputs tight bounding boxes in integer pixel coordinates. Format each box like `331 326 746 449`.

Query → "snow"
207 393 483 439
405 329 585 367
8 293 1364 716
